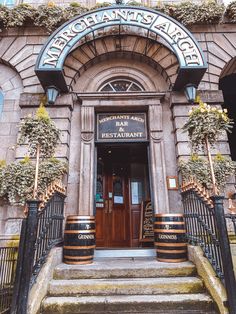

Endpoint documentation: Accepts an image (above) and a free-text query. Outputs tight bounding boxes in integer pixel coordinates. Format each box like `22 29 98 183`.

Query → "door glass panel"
130 163 149 204
113 164 124 204
113 176 123 204
131 181 143 205
96 161 104 202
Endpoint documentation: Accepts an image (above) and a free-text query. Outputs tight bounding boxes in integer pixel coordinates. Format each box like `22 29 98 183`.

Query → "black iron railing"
181 182 236 314
0 245 18 314
11 183 66 314
32 193 65 284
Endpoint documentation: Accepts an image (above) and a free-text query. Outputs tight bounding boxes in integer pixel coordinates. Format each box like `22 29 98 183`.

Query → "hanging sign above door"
96 113 147 142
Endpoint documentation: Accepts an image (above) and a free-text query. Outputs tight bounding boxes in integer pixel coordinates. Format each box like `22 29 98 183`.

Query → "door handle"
105 200 108 214
108 200 112 214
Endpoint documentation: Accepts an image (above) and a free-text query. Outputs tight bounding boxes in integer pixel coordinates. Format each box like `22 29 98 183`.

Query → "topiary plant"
182 99 234 194
19 104 60 158
183 101 233 152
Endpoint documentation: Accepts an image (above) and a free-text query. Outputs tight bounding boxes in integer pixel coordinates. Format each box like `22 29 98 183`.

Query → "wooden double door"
95 145 150 248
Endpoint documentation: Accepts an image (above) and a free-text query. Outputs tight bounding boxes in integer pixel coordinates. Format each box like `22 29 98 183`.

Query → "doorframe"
77 92 169 220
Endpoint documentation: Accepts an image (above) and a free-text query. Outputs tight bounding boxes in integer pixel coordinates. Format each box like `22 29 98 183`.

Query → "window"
0 90 3 118
0 0 18 7
99 79 144 92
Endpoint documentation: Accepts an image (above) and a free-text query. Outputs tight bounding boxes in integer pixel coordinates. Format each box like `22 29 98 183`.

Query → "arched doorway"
34 5 208 248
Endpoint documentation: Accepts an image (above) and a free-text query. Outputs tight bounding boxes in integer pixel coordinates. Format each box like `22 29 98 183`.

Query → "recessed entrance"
95 144 151 248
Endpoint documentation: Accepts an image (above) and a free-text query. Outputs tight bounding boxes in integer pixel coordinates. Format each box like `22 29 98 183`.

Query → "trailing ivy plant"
213 154 236 191
0 1 234 33
179 154 211 188
4 3 36 28
62 3 88 23
0 157 67 206
34 3 64 34
225 1 236 22
179 154 236 192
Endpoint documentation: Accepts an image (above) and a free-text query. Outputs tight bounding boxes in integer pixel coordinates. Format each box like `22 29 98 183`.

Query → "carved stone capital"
150 131 163 141
81 132 94 142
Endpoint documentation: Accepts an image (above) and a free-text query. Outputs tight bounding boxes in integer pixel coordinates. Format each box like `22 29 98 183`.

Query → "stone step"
48 277 204 296
41 293 216 314
94 249 156 258
54 259 196 279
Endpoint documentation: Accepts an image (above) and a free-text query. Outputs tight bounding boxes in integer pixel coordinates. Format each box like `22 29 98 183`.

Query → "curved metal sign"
35 6 207 92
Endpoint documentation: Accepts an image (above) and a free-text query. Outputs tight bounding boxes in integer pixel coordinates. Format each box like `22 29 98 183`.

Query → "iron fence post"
212 195 236 314
10 200 40 314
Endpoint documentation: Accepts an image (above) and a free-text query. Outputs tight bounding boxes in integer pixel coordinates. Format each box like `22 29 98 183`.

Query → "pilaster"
149 104 169 214
78 106 95 216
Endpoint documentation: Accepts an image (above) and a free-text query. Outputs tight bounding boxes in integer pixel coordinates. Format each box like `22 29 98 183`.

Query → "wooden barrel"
154 214 187 263
63 215 96 265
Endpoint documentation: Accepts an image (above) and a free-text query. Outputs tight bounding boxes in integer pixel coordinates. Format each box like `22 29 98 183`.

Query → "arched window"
0 90 3 118
99 78 144 92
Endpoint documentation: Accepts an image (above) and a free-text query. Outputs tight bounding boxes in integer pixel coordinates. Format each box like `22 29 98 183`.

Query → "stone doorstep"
48 277 204 296
94 249 156 258
41 294 216 314
54 259 196 279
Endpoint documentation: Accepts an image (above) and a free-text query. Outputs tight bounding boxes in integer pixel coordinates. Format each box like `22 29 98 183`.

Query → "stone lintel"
77 92 165 108
19 93 74 110
171 90 224 106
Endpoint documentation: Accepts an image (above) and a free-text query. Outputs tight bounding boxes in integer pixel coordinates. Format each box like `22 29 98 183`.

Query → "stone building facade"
0 0 235 247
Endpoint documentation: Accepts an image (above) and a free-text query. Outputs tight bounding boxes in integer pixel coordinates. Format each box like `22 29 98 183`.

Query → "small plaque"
167 176 178 190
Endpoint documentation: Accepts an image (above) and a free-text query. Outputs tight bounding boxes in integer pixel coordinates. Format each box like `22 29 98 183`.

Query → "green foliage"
62 3 88 23
179 154 211 188
179 154 236 191
0 160 6 168
90 2 112 10
19 105 60 158
34 4 64 33
0 1 233 33
0 157 35 205
69 2 82 8
0 104 67 206
0 5 10 27
213 154 236 191
4 4 36 28
183 101 234 151
153 1 224 25
225 1 236 22
126 1 143 7
0 157 67 206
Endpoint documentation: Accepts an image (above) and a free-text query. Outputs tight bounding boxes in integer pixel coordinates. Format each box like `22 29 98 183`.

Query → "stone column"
149 104 170 214
78 106 95 216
